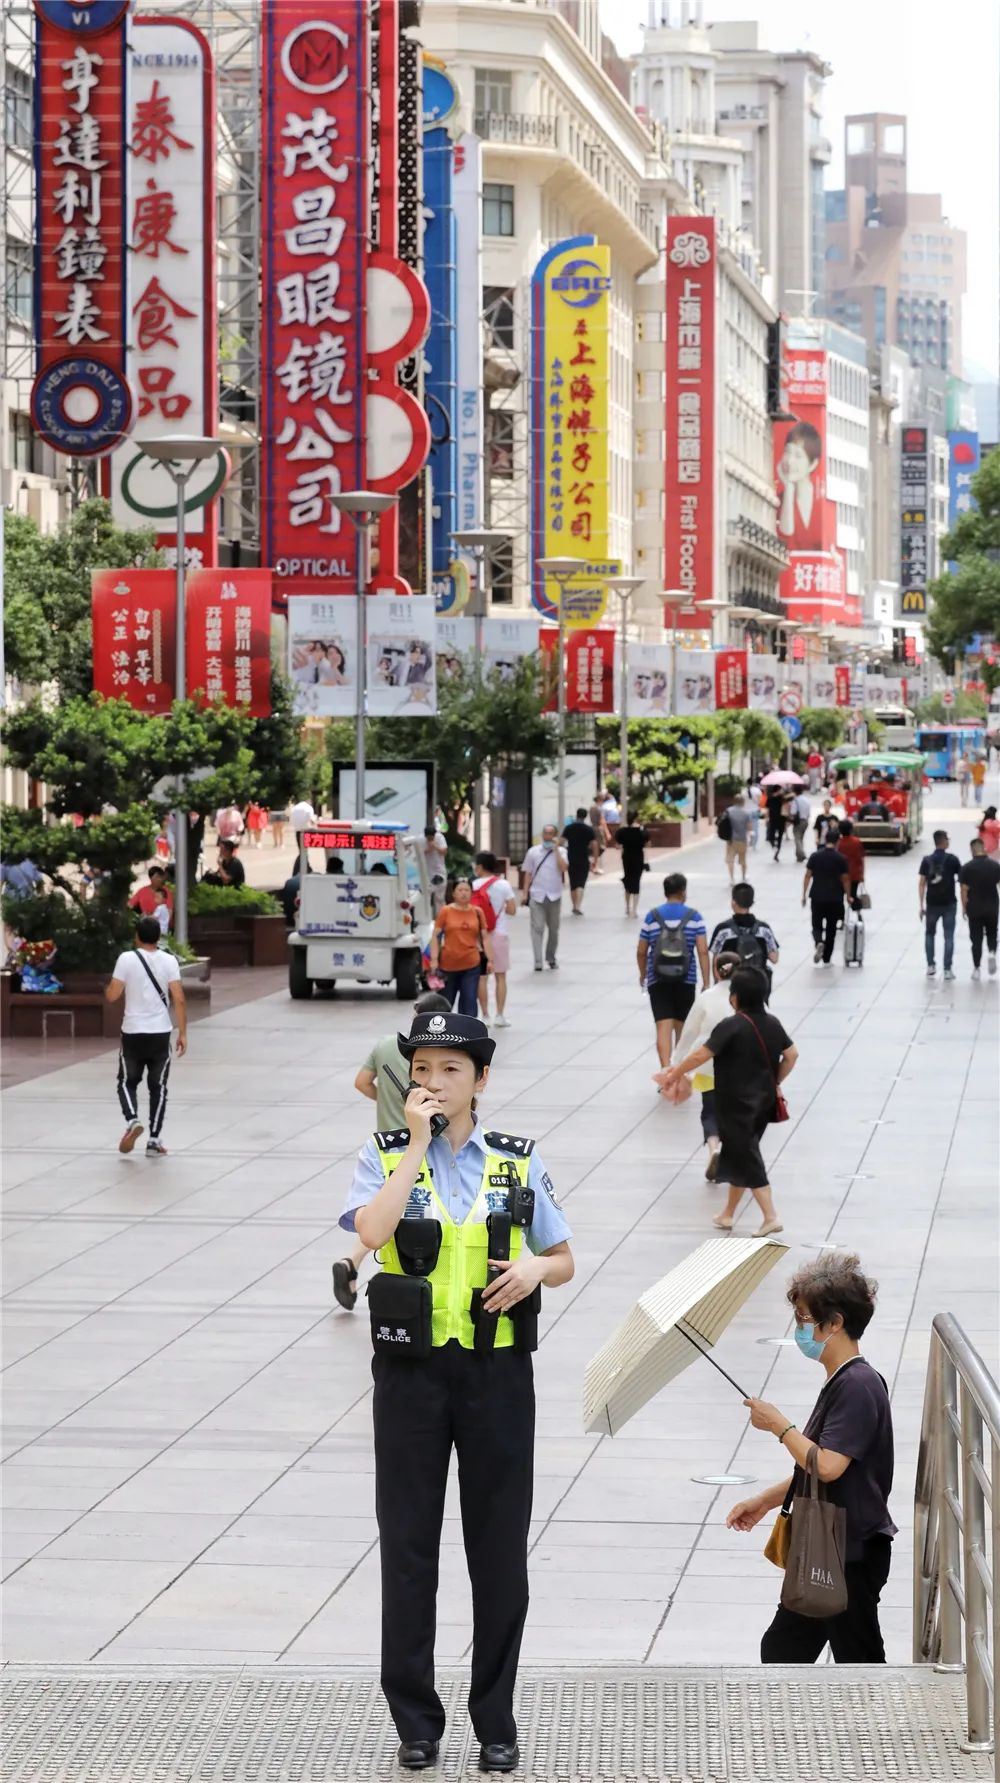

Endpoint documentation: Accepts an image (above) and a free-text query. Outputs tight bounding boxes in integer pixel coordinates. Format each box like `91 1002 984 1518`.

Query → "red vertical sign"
261 0 369 608
834 665 852 708
538 630 615 714
92 569 176 712
31 4 132 455
185 571 272 716
664 217 715 623
714 649 747 710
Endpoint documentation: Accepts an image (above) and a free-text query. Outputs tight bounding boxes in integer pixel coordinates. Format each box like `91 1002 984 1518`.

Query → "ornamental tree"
926 447 1000 664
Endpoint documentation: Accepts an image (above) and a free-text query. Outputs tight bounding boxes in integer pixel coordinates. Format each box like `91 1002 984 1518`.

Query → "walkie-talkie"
382 1062 449 1138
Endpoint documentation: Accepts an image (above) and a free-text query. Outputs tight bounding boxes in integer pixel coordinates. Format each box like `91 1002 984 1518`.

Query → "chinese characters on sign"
713 649 747 711
185 571 272 716
31 8 132 454
531 238 611 618
92 570 176 712
262 0 368 605
538 630 614 714
774 344 853 624
664 218 715 626
107 19 216 562
92 569 271 714
947 430 980 550
900 426 929 618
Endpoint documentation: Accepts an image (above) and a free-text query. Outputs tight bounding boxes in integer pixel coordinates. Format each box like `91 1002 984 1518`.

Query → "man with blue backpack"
637 871 710 1067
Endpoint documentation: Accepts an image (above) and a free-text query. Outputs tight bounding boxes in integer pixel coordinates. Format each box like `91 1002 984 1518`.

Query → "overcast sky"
601 0 999 380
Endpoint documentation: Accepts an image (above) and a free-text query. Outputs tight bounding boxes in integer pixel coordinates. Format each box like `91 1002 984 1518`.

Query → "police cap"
398 1011 496 1069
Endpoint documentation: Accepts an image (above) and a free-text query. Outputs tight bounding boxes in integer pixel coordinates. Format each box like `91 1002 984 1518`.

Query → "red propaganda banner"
261 0 369 608
539 629 615 714
834 665 852 709
664 217 715 617
92 569 176 713
185 571 272 717
714 649 747 710
31 5 132 456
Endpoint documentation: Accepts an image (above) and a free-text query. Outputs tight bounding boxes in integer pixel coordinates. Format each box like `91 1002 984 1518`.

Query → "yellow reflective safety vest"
374 1128 533 1352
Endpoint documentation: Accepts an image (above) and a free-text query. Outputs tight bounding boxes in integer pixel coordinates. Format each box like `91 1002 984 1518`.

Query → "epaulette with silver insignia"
374 1128 411 1151
482 1130 535 1157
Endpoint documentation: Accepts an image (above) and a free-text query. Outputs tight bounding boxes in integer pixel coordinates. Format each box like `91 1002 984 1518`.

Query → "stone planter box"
180 956 212 998
0 969 123 1040
643 821 684 849
235 912 287 967
188 912 283 969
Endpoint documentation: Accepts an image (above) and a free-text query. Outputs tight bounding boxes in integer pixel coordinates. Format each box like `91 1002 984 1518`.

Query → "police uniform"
341 1014 572 1768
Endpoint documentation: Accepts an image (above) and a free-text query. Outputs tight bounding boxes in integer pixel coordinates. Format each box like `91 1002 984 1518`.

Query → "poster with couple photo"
367 595 437 716
747 653 780 714
288 597 357 717
624 642 673 715
673 648 715 717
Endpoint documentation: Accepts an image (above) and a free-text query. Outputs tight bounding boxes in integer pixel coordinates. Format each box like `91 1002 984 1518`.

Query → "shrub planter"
643 821 684 849
0 969 124 1040
235 912 288 967
188 914 251 969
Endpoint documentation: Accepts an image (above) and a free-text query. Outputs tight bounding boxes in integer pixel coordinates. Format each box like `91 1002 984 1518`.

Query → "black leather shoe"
398 1740 439 1770
479 1743 519 1773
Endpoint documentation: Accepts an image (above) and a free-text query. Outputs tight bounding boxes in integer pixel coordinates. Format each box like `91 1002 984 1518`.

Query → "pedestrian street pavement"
1 782 997 1672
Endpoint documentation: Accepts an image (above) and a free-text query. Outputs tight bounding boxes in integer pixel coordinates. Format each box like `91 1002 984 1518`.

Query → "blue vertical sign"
422 61 459 603
947 430 980 532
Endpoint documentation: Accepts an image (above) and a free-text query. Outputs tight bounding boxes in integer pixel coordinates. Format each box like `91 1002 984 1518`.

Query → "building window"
5 238 32 325
4 61 31 151
489 536 513 604
486 408 514 480
474 69 512 118
9 410 33 473
483 182 514 237
483 284 515 349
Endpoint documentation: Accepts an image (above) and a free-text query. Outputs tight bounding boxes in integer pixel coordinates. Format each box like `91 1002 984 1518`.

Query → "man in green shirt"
333 991 452 1310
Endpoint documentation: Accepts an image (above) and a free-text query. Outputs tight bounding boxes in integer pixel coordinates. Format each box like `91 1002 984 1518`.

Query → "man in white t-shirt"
473 849 517 1027
105 917 187 1156
521 824 568 971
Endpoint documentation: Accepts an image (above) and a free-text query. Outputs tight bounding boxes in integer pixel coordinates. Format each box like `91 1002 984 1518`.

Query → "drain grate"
0 1666 991 1781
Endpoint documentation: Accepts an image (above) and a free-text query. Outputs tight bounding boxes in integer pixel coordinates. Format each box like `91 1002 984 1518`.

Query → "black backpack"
716 811 732 842
650 911 692 982
733 924 767 969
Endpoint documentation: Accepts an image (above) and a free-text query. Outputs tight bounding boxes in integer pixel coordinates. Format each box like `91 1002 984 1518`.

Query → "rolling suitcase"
843 913 865 968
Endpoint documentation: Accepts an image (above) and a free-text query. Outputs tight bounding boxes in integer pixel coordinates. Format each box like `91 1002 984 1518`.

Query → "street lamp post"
661 590 692 717
451 529 507 848
329 491 399 818
536 556 584 832
604 576 644 816
138 435 230 946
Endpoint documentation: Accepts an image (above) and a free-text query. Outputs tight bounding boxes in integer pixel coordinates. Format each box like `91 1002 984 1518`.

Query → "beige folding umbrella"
584 1233 789 1436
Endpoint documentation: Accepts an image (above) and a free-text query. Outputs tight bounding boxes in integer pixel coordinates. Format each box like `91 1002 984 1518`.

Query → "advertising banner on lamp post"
714 649 747 710
747 654 780 713
261 0 368 606
807 666 838 710
31 4 132 455
531 235 611 619
185 570 271 715
664 217 716 622
673 648 716 716
92 569 176 711
539 630 615 714
624 642 673 716
107 16 217 563
366 595 437 716
287 594 358 718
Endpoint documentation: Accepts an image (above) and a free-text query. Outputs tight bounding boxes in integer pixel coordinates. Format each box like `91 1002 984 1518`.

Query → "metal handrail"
913 1313 999 1776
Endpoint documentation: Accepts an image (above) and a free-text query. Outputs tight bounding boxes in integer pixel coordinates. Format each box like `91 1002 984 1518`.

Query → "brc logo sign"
552 258 612 308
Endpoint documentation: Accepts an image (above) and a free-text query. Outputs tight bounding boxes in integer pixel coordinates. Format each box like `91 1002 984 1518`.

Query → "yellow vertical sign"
538 242 611 623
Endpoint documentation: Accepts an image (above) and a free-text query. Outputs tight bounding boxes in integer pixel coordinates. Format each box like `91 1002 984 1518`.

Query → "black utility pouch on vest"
512 1283 541 1354
392 1217 442 1276
367 1272 432 1360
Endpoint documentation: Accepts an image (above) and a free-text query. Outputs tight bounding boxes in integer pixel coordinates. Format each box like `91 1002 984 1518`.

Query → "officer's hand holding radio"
404 1084 446 1150
482 1251 547 1315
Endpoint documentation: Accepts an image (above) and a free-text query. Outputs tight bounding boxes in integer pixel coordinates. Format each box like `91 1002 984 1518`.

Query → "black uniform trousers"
372 1340 535 1746
760 1534 892 1664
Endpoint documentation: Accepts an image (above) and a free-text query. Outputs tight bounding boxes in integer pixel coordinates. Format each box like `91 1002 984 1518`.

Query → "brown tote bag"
780 1444 848 1618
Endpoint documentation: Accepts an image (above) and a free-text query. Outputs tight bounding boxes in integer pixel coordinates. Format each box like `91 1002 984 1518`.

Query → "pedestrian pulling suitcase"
843 913 865 968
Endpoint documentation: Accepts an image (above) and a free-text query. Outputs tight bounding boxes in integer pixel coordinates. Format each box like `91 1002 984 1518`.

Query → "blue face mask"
794 1321 827 1362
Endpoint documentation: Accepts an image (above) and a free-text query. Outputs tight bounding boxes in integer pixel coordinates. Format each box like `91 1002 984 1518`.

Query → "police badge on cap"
398 1012 496 1067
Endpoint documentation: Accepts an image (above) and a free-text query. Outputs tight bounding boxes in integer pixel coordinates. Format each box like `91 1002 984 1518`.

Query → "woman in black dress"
656 967 798 1237
615 810 648 917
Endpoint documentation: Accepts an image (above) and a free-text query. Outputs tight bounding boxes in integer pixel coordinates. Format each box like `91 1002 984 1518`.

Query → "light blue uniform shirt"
341 1118 572 1255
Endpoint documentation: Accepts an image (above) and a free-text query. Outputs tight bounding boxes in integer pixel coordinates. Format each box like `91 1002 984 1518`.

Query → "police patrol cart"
288 821 432 999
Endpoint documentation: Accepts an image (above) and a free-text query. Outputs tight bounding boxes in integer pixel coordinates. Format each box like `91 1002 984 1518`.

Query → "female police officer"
341 1011 574 1773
